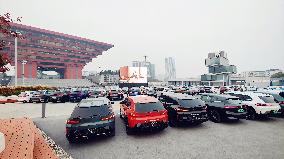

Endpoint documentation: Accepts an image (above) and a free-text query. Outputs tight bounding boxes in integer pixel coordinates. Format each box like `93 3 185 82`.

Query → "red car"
120 95 168 135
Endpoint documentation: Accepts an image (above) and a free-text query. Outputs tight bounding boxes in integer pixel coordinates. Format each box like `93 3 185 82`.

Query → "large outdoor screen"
120 66 147 83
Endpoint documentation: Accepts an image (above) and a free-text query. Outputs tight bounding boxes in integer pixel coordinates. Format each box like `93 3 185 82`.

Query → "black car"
69 91 85 103
66 98 115 143
200 93 247 123
49 92 69 103
146 89 157 98
107 89 124 100
159 93 208 126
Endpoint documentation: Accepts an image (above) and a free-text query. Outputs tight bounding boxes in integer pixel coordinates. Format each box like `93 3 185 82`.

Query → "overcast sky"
1 0 283 78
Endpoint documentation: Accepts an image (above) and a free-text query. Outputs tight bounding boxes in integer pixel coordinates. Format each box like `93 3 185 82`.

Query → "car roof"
201 93 239 99
129 95 158 103
163 92 196 100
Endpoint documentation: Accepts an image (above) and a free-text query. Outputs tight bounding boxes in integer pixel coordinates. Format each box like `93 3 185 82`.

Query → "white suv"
226 91 281 119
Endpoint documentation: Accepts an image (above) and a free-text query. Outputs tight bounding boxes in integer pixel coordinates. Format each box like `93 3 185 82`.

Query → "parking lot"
0 101 284 159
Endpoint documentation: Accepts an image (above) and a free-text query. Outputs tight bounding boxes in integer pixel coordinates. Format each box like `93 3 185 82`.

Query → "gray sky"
1 0 284 78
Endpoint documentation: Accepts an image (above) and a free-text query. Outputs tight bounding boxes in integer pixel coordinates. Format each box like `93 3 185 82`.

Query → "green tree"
271 72 284 78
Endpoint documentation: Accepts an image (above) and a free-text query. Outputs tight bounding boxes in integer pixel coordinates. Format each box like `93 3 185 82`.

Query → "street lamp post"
14 37 18 86
21 60 27 86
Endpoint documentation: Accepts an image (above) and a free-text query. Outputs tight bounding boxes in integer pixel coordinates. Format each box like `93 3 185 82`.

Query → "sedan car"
66 97 115 143
200 93 247 123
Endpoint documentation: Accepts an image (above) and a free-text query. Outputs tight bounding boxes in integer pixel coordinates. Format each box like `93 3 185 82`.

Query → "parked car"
69 91 85 103
120 95 168 135
66 97 115 143
107 89 124 100
200 94 247 122
128 87 141 96
159 93 208 126
30 91 52 103
49 92 69 103
6 95 18 103
255 90 284 116
146 89 157 98
0 96 7 104
89 88 106 98
17 91 36 103
226 91 281 119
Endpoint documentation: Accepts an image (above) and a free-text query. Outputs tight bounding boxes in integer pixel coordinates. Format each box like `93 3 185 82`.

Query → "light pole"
21 60 27 86
14 37 18 86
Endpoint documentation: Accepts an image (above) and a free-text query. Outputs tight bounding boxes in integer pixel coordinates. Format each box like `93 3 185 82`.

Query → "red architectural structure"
0 23 113 79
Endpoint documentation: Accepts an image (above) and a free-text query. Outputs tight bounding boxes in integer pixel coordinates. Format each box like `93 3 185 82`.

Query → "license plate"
238 109 244 113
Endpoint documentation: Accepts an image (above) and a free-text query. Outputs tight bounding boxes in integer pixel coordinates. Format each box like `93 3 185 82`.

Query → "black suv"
107 89 124 100
200 93 247 123
159 93 208 126
66 97 115 143
49 91 69 103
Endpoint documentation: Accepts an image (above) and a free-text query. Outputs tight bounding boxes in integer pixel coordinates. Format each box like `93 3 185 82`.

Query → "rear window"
272 94 284 102
71 105 111 118
259 96 276 103
135 102 165 113
226 98 242 105
178 99 205 107
78 100 106 107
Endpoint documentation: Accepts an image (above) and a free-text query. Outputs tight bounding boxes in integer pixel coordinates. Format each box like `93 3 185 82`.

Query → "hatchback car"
200 94 247 123
120 95 168 135
159 93 207 126
66 97 115 143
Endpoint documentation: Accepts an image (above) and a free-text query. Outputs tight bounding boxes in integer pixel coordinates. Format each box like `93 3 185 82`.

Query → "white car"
226 91 281 119
17 91 36 103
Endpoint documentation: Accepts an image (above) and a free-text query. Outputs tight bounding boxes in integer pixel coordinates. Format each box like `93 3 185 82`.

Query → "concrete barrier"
0 132 5 154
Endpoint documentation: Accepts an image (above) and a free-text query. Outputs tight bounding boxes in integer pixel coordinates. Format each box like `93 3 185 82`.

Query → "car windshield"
71 105 111 118
272 94 284 102
259 96 276 103
178 99 205 107
135 102 165 113
78 100 106 107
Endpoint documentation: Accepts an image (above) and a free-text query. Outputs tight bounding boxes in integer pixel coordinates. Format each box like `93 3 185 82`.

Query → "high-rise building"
165 57 176 81
201 51 237 86
132 61 155 80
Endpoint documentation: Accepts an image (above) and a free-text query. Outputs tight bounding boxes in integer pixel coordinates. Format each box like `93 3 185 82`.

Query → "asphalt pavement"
34 115 284 159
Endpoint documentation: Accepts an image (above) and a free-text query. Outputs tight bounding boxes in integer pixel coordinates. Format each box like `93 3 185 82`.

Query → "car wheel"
168 118 177 127
109 129 115 137
126 123 134 135
210 110 222 123
247 108 256 120
23 100 27 103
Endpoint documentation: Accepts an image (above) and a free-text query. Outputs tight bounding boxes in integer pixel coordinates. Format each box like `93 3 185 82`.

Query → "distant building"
230 69 283 88
201 51 237 86
88 74 119 85
168 78 201 86
165 57 176 81
132 61 155 80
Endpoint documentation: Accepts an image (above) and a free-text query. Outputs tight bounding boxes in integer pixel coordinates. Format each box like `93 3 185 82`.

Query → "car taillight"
279 101 284 105
101 114 115 121
256 103 272 106
66 119 80 124
175 107 188 112
224 106 239 109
